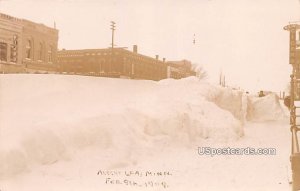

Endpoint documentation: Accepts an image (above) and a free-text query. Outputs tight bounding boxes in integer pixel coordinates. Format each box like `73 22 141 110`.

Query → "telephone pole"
110 21 116 74
111 21 116 49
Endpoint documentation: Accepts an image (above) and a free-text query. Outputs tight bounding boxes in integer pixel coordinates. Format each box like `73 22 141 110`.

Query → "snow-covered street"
1 120 292 191
0 75 292 190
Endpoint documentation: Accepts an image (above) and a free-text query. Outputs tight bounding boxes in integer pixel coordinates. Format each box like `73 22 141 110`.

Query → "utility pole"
284 23 300 191
111 21 116 49
110 21 116 75
193 34 196 45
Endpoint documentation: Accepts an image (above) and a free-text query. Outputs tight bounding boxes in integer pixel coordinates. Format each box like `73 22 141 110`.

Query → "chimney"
163 58 166 62
133 45 138 53
155 55 159 60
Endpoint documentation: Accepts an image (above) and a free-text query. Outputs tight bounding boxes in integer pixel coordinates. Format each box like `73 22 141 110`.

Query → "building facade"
0 13 23 73
57 46 169 81
167 60 196 79
0 12 59 73
22 19 59 73
1 12 195 80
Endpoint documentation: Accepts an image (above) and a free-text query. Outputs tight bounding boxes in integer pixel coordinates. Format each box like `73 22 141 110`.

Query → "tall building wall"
0 12 59 73
0 13 23 73
57 48 168 81
22 20 59 72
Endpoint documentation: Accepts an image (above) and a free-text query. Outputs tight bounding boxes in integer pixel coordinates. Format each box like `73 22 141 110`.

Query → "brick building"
0 12 59 73
22 19 59 73
167 60 196 79
57 45 168 81
0 13 23 73
1 12 195 80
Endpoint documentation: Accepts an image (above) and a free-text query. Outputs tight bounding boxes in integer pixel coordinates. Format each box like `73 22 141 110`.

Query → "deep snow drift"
0 74 288 190
246 94 286 122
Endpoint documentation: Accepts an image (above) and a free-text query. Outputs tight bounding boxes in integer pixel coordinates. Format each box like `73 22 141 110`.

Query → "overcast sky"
0 0 299 93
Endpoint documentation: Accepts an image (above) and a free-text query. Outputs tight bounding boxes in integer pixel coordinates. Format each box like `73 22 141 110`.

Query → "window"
38 42 44 61
26 40 32 59
10 45 17 63
0 42 7 62
48 45 53 63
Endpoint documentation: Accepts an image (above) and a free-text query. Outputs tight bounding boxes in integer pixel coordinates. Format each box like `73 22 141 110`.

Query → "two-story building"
0 12 59 73
57 45 168 81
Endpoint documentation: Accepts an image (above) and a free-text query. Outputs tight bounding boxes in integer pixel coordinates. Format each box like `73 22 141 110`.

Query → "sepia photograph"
0 0 300 190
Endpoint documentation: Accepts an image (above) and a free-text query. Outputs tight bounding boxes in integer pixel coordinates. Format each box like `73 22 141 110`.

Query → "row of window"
59 58 167 72
25 39 54 63
59 52 119 57
58 51 165 65
57 54 83 57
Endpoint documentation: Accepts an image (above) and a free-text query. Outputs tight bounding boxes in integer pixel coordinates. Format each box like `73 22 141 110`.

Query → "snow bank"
213 88 248 124
246 93 285 122
0 74 287 180
0 75 244 179
201 85 285 123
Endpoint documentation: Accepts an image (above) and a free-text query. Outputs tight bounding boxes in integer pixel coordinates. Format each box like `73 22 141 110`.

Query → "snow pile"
158 78 249 123
0 75 244 179
246 93 285 122
203 85 285 123
0 75 288 180
213 88 248 123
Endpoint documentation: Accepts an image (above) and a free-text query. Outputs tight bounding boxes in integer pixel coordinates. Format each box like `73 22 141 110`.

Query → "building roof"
167 60 192 68
0 12 22 23
58 47 167 64
0 12 58 33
